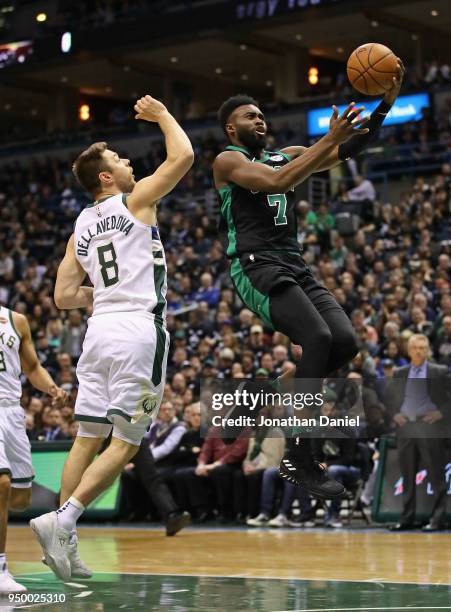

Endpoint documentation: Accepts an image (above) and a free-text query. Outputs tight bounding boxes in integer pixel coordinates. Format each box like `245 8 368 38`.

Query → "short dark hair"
72 141 110 196
217 94 259 135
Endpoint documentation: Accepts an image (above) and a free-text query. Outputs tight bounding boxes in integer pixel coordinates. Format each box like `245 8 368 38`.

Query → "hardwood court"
9 525 451 611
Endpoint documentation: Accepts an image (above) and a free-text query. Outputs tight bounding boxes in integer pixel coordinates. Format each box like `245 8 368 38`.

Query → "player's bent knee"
0 474 11 500
10 487 32 511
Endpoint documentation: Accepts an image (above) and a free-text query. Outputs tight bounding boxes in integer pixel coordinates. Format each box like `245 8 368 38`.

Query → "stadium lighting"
79 104 90 121
36 12 47 22
308 67 319 85
61 32 72 53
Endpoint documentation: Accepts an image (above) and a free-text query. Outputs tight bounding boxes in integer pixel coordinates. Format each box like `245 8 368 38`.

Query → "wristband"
337 99 392 161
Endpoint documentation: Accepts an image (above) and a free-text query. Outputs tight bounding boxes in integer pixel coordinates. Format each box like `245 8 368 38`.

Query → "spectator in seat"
174 425 248 523
45 317 63 351
246 469 314 528
38 406 71 441
433 315 451 367
35 330 58 377
147 401 187 465
233 410 285 522
192 272 220 308
172 402 202 469
346 175 376 202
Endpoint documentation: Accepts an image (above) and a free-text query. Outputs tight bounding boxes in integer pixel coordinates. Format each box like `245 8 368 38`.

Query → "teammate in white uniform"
30 95 194 581
0 306 66 593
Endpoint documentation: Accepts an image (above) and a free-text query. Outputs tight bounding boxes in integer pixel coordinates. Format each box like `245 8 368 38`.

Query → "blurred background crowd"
1 81 450 527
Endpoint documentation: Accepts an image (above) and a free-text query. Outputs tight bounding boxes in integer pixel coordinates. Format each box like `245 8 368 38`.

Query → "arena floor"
9 525 451 611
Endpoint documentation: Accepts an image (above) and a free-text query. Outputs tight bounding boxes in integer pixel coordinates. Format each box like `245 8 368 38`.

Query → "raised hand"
328 102 369 145
384 57 405 105
134 95 168 123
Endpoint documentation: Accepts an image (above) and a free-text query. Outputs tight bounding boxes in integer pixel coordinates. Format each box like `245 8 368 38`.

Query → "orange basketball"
347 43 398 96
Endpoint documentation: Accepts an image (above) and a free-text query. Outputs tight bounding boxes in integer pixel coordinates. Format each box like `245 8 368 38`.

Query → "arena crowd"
0 107 450 527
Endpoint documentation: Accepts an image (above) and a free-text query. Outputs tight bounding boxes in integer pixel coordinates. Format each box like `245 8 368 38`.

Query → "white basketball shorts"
75 311 169 445
0 405 34 488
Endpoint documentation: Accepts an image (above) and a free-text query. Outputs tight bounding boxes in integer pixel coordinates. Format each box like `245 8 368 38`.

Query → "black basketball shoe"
279 457 346 499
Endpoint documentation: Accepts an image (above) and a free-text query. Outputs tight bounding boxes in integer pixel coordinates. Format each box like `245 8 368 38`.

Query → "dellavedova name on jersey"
77 214 134 256
0 332 16 348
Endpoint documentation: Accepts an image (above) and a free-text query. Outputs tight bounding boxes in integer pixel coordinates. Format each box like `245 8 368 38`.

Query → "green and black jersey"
217 145 299 257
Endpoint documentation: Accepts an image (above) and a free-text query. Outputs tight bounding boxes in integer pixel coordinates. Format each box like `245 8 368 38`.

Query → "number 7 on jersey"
267 194 288 226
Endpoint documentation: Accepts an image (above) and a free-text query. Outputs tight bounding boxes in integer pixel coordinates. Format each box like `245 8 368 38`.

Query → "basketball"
347 43 398 96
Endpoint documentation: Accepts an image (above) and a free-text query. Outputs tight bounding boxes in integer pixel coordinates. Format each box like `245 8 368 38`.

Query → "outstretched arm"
54 235 93 310
127 95 194 211
214 102 368 194
282 59 405 172
15 313 67 407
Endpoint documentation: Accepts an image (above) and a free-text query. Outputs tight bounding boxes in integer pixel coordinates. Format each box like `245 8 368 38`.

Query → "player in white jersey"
30 95 194 581
0 306 66 593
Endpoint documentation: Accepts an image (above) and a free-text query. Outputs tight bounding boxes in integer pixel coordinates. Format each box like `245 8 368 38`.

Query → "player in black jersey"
213 62 404 498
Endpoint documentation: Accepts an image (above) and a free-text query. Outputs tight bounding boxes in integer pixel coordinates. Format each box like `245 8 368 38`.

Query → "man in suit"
385 334 449 531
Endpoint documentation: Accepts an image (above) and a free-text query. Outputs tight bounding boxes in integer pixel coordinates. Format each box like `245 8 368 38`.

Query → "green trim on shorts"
11 475 34 483
230 258 273 329
151 237 168 388
74 414 111 424
152 260 166 319
152 317 166 387
106 408 132 423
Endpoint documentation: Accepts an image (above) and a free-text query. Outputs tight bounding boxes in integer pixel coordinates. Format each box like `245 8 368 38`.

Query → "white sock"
0 553 6 572
56 497 85 532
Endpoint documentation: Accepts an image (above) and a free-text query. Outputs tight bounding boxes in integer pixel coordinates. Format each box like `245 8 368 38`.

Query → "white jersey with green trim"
73 193 167 318
0 306 22 403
